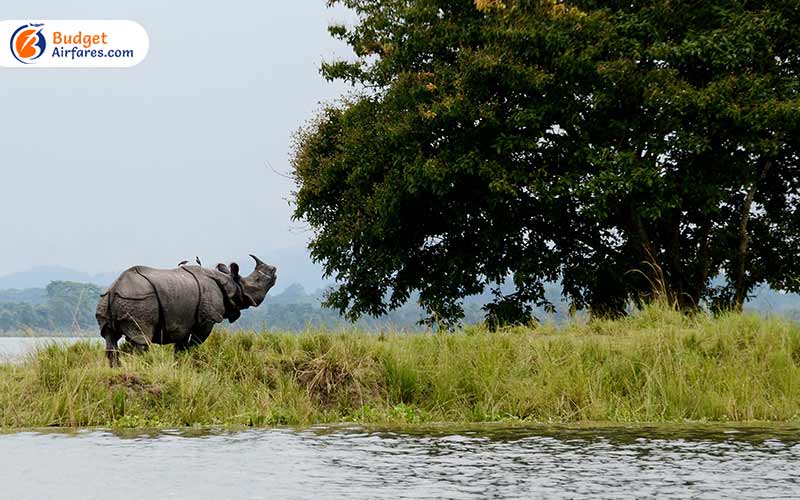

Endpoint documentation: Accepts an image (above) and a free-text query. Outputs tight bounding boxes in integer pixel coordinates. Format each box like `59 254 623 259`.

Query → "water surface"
0 425 797 499
0 336 97 362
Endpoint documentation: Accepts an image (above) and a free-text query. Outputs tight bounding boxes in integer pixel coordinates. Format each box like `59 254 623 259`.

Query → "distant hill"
0 266 115 290
263 247 332 293
0 287 47 304
745 285 800 320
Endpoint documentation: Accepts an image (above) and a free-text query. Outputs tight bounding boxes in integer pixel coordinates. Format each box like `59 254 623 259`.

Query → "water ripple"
0 426 798 499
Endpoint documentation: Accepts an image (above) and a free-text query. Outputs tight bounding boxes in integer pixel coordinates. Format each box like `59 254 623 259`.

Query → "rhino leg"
174 323 215 354
101 325 122 368
118 319 154 355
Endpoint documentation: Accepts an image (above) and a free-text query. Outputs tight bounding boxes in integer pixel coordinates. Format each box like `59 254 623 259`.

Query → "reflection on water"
0 425 798 499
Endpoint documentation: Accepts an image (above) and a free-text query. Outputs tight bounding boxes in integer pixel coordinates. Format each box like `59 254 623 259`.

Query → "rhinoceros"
96 254 276 366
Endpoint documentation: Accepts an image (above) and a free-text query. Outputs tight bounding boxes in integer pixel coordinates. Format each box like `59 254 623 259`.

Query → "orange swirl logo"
10 23 46 63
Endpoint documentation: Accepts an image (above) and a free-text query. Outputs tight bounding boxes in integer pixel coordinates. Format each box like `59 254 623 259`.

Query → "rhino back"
98 266 228 341
131 267 202 337
95 267 159 330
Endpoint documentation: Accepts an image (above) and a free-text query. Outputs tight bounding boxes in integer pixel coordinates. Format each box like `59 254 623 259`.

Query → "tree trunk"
692 216 712 307
664 210 686 308
629 208 666 299
733 160 772 311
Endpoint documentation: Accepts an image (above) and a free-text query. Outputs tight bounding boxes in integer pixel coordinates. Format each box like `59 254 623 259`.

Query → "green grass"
1 305 799 428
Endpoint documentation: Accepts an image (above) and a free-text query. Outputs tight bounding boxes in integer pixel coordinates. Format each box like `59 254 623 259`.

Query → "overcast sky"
0 1 352 281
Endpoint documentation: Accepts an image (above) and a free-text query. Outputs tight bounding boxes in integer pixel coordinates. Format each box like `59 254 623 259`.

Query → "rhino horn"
250 254 266 267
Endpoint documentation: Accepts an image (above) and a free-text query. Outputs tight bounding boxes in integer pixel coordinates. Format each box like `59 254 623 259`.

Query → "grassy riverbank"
1 306 799 428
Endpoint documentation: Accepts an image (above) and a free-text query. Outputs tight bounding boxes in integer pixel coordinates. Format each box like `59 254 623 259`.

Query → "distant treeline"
0 281 466 333
0 280 796 334
0 281 103 332
0 281 566 333
232 284 483 331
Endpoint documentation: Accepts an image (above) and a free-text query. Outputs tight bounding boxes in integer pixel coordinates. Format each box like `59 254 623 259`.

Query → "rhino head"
237 254 277 308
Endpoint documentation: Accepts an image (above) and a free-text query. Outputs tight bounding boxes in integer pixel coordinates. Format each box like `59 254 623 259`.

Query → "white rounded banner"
0 20 148 68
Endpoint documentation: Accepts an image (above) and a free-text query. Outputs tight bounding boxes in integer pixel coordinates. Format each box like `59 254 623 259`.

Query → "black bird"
195 256 202 266
178 260 188 267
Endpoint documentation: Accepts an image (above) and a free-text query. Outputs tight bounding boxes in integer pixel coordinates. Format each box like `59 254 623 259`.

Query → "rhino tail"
96 289 115 330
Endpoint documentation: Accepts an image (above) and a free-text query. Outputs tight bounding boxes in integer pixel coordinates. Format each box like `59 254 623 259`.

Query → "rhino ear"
230 262 241 281
216 263 230 274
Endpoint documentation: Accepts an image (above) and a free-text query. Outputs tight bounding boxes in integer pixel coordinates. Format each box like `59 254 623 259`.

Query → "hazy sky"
0 1 352 280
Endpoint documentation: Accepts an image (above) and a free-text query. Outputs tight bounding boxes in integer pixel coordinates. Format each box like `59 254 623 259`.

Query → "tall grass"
1 305 799 428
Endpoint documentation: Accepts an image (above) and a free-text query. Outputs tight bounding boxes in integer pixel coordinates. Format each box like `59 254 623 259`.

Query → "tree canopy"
292 0 800 326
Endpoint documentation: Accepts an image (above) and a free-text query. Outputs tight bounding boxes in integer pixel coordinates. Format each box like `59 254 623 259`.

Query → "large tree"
292 0 800 326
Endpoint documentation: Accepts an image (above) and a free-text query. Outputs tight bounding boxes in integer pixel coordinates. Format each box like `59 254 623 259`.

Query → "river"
0 425 798 499
0 336 98 362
